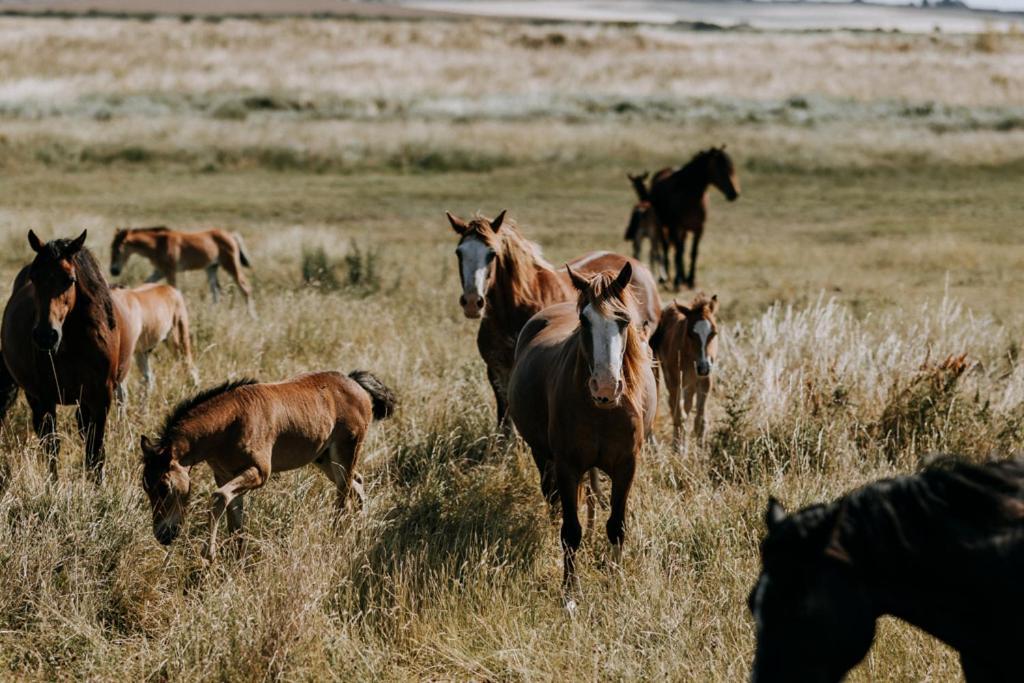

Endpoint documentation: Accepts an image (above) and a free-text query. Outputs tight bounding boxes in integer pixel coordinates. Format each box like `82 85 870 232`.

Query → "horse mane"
772 458 1024 568
686 292 717 318
37 241 117 329
158 378 258 446
463 214 553 309
575 271 649 415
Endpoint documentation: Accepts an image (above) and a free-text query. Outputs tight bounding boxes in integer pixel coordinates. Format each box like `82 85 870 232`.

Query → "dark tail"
0 357 19 423
624 207 642 241
349 370 396 421
233 231 251 268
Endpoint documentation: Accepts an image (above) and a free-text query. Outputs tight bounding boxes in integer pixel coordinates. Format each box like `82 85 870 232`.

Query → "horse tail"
624 206 642 241
348 370 396 421
171 291 196 378
0 357 18 424
232 232 251 268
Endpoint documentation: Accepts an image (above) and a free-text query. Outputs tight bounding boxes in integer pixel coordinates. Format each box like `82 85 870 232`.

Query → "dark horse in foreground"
750 458 1024 682
648 146 740 290
0 231 131 480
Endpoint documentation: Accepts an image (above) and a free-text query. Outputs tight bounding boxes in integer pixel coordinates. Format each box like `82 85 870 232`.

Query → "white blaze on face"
693 319 712 361
583 303 626 400
456 238 491 301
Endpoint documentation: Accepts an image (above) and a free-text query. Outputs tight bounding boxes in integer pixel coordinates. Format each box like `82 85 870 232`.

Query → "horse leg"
205 265 221 304
556 462 583 611
584 468 602 535
135 351 154 393
486 364 510 433
606 457 636 567
668 375 684 454
315 432 363 513
28 397 58 479
687 231 702 289
172 308 199 385
673 232 686 292
220 252 255 318
693 382 710 442
76 399 109 483
682 385 695 447
649 225 666 284
207 465 263 562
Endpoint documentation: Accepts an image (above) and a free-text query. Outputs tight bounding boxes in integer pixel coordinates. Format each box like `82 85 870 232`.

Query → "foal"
650 294 719 451
110 226 254 316
111 283 198 393
140 370 395 560
623 172 667 283
509 263 657 607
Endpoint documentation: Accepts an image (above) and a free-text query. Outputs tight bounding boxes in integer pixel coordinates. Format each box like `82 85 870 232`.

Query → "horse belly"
270 432 325 472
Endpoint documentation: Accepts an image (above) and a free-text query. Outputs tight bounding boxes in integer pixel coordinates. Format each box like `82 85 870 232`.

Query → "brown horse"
0 230 131 480
109 226 254 316
140 370 395 560
649 146 740 290
508 263 657 608
446 210 660 429
623 172 668 284
650 294 719 452
111 283 198 393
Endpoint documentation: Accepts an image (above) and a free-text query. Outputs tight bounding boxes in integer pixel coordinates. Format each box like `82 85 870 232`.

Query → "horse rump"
348 370 396 421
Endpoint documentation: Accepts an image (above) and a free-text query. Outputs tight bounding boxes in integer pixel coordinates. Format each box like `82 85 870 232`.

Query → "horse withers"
109 226 254 316
650 294 719 452
0 230 131 480
446 210 660 430
648 146 740 290
111 283 198 394
750 458 1024 682
140 370 396 561
508 263 657 608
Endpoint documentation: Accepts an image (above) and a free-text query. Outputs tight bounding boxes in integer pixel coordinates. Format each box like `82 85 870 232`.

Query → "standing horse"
508 263 657 607
648 146 740 290
111 283 198 393
0 230 131 480
750 458 1024 682
140 370 396 561
650 294 719 452
446 210 660 429
109 226 255 316
622 172 668 283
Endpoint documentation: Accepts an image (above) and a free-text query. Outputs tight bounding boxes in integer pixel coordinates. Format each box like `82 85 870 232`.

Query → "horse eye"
486 251 496 262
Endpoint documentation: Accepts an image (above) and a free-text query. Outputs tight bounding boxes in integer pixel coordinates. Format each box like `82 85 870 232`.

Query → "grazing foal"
650 294 719 451
111 283 198 393
0 230 131 480
750 458 1024 682
140 371 395 560
648 146 740 290
109 226 254 315
509 263 657 607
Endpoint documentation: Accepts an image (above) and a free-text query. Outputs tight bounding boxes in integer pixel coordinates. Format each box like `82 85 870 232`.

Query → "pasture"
1 15 1024 680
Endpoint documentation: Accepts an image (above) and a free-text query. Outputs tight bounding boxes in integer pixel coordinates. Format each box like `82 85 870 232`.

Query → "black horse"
750 457 1024 682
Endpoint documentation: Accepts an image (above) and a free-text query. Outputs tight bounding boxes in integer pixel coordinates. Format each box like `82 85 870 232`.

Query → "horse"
750 457 1024 682
622 172 668 283
110 283 198 394
508 263 657 608
109 226 255 316
650 294 719 452
648 146 740 290
140 370 396 561
0 230 131 481
446 210 661 430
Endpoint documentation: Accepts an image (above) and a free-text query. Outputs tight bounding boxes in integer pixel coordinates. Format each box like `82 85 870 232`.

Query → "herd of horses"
0 148 1020 681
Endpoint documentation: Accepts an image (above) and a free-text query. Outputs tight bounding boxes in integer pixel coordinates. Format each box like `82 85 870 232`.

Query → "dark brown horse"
0 231 131 480
750 458 1024 682
623 172 668 283
508 263 657 609
446 210 660 429
649 146 740 290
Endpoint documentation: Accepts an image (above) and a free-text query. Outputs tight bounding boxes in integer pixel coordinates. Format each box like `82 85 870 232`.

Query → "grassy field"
1 15 1024 681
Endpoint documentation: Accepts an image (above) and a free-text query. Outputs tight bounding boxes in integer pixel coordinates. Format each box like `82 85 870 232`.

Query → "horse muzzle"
460 294 484 319
153 522 180 546
32 325 61 351
588 376 623 408
696 360 713 377
110 264 122 276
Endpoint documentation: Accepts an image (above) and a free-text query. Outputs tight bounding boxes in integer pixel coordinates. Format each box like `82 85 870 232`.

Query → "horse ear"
27 230 43 253
611 262 633 297
446 211 469 235
766 497 786 531
64 230 87 257
709 294 719 314
490 210 506 233
566 264 589 292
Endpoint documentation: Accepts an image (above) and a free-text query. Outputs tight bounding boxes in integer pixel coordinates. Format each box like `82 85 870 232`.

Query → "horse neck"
485 246 554 330
126 232 159 256
673 159 711 197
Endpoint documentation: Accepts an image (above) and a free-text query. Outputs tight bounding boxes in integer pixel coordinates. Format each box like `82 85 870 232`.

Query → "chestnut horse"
508 263 657 608
109 226 254 316
0 230 131 480
622 172 668 283
650 294 719 452
648 146 740 290
140 370 395 560
446 210 660 429
111 283 198 393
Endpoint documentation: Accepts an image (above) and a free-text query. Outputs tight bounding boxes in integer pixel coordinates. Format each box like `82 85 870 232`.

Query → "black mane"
158 378 258 446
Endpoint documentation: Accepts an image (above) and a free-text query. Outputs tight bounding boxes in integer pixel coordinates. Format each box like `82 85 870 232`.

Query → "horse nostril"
459 295 467 307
